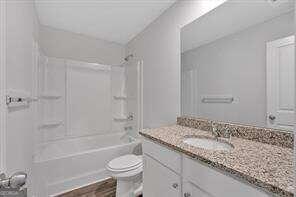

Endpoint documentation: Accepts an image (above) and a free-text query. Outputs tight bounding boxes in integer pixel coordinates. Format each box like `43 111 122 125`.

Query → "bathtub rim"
34 136 141 163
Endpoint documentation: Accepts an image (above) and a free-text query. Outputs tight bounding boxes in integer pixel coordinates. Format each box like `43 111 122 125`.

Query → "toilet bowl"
106 154 143 197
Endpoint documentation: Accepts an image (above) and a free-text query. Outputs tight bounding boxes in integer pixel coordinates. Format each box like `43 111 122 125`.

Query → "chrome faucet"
211 122 231 140
224 127 231 139
127 112 134 121
211 122 219 139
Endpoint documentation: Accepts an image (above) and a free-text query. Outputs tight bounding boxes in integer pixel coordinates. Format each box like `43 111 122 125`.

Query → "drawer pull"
172 183 178 189
184 192 191 197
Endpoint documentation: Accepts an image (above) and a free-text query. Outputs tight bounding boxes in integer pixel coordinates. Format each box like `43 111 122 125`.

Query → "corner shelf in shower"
39 120 63 128
113 116 128 122
40 92 62 100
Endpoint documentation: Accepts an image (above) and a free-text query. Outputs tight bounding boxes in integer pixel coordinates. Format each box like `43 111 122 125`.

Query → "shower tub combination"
34 55 142 196
33 132 140 196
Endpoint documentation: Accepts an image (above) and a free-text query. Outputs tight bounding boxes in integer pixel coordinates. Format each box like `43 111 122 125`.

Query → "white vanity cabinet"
142 139 271 197
143 155 181 197
143 139 182 197
182 156 270 197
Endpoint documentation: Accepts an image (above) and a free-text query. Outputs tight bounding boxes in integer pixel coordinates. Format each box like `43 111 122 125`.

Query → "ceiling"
181 0 294 53
35 0 177 45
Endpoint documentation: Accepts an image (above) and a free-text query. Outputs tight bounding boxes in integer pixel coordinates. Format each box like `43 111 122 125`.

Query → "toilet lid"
107 154 142 172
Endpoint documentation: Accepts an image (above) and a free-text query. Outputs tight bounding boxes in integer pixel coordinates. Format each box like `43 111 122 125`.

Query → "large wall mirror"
181 0 294 131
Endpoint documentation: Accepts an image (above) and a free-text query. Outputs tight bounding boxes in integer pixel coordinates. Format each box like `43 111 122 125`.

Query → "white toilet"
107 154 143 197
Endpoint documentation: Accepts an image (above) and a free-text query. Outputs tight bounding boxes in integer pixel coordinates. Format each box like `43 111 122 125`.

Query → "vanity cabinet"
142 139 271 197
143 139 182 197
182 156 270 197
143 155 181 197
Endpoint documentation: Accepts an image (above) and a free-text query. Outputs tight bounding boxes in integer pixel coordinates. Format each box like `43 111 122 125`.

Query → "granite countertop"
140 125 294 197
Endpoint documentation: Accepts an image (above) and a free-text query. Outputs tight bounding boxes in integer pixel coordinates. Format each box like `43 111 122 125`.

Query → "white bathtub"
33 132 140 197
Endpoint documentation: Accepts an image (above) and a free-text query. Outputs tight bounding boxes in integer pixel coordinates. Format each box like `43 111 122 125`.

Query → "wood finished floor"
55 178 117 197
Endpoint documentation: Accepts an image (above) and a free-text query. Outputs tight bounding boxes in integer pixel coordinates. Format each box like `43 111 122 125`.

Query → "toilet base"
115 175 142 197
116 179 134 197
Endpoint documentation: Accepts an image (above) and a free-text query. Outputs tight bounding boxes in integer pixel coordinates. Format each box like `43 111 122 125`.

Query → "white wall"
126 0 226 128
181 12 294 127
39 25 125 65
5 0 39 195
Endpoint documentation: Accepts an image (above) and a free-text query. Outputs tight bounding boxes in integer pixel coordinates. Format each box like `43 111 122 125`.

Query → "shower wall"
125 59 143 137
38 26 140 141
36 54 127 145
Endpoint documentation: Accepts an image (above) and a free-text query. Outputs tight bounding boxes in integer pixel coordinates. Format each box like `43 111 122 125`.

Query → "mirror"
181 0 294 131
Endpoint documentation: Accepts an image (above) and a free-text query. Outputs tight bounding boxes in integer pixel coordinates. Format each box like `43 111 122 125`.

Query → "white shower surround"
33 55 141 196
33 132 140 196
37 55 127 143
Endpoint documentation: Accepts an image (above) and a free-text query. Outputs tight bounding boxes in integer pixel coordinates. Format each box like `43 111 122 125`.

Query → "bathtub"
33 132 140 197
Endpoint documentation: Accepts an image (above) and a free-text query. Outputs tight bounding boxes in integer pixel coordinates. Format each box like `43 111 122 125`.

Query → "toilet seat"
111 164 143 179
107 154 142 173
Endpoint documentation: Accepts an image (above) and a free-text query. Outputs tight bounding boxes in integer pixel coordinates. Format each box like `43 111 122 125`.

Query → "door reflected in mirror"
181 1 294 131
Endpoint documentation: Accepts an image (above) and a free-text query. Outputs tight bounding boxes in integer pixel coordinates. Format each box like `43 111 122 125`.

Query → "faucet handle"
211 122 219 138
127 112 134 121
224 127 231 138
211 122 218 131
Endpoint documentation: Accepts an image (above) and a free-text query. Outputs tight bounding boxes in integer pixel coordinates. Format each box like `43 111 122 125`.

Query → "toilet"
106 154 143 197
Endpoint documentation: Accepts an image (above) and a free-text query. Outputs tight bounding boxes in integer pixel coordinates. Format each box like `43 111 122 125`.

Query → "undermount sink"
183 136 234 151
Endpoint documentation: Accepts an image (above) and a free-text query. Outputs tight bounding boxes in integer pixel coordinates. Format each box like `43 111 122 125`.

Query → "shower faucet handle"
127 113 134 121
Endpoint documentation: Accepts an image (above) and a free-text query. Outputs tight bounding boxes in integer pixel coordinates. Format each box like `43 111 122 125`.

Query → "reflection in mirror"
181 0 294 131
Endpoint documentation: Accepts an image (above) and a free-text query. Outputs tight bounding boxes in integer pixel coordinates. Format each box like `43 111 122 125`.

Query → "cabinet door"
143 154 181 197
183 181 213 197
183 157 271 197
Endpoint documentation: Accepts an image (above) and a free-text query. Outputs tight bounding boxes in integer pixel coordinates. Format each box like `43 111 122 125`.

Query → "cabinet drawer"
183 156 271 197
142 138 181 174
